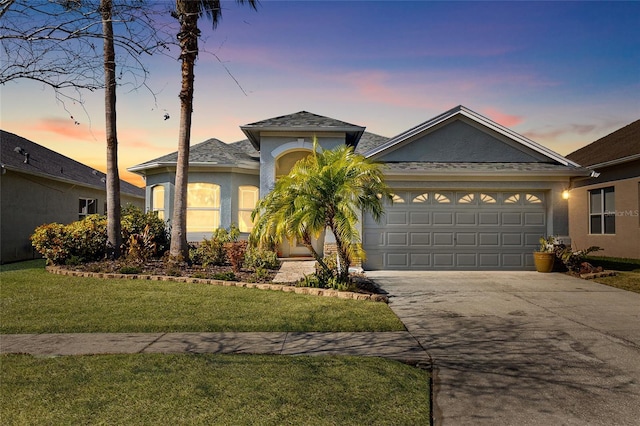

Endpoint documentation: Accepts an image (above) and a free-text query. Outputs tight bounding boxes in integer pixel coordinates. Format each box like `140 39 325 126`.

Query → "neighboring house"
566 119 640 259
130 105 588 270
0 130 145 264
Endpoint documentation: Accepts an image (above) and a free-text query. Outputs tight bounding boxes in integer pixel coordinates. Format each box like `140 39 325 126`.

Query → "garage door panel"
387 253 408 267
502 212 522 225
410 232 430 245
410 212 430 224
433 233 454 246
387 232 408 246
502 253 525 267
387 211 408 225
524 212 545 226
433 212 454 225
456 253 477 267
479 212 499 225
502 233 523 246
456 233 477 246
363 231 384 246
479 253 500 267
455 212 477 225
433 253 454 267
479 233 500 246
410 253 430 267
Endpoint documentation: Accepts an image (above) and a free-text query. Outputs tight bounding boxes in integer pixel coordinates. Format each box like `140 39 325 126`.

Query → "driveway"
367 271 640 426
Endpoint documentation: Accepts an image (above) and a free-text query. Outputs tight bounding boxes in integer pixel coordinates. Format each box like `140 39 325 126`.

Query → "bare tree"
1 0 174 258
169 0 257 260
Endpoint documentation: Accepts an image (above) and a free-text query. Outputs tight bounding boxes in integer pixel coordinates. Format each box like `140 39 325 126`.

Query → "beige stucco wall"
568 176 640 259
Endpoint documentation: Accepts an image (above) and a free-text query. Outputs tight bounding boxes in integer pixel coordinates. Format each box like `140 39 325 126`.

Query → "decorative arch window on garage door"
187 183 220 233
412 193 429 203
238 185 259 233
504 193 543 205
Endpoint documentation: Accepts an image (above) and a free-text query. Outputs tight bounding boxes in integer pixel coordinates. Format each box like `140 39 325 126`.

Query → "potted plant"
534 236 556 273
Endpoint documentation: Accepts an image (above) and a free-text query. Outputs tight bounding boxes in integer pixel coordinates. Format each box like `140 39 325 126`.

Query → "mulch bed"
58 259 387 297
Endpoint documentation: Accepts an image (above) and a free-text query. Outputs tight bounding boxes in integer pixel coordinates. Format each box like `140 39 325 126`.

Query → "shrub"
247 267 271 283
121 206 169 257
224 240 248 273
119 265 142 274
126 225 156 263
190 225 240 267
31 223 69 264
243 247 280 271
31 215 107 265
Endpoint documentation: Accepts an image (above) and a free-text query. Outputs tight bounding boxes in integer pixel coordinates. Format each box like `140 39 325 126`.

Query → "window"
78 198 97 220
152 185 165 220
238 186 259 233
433 193 451 203
589 187 615 234
412 193 429 203
391 193 405 203
187 183 220 233
458 193 475 204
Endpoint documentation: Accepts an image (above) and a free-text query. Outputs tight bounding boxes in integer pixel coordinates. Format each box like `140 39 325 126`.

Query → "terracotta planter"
533 252 555 273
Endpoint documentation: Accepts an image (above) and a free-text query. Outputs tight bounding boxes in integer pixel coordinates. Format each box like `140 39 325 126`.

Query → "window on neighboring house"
152 185 165 220
589 187 615 234
78 198 97 220
238 185 259 233
187 183 220 233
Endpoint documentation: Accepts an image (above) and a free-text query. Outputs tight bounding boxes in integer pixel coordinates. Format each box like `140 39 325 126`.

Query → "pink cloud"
481 107 524 127
33 118 103 142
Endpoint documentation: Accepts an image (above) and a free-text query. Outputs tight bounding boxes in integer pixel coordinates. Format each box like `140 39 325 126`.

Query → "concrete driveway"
367 271 640 426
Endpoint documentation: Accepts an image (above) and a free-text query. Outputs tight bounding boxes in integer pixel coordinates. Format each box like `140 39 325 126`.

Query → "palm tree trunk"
101 0 121 259
169 6 199 260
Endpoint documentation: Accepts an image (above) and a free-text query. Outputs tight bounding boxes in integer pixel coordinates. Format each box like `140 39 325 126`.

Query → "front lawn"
592 271 640 294
0 260 404 333
1 353 431 425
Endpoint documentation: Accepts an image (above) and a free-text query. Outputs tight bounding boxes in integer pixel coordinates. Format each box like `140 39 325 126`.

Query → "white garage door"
363 191 546 270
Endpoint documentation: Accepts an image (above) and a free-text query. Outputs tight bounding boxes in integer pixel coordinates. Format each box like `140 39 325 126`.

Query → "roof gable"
1 130 144 197
365 105 579 166
566 119 640 167
240 111 365 150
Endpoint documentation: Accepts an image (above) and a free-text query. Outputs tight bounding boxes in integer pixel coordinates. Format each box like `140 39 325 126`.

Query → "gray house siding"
0 171 143 263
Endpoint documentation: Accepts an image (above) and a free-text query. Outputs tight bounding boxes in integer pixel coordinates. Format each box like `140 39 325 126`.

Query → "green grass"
592 271 640 294
1 353 431 425
587 256 640 272
0 260 405 333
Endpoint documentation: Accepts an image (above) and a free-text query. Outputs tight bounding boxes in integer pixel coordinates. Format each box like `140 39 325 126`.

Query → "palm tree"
100 0 121 258
170 0 258 260
251 142 392 282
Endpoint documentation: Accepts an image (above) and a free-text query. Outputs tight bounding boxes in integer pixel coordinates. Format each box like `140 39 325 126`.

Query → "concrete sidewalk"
0 331 430 365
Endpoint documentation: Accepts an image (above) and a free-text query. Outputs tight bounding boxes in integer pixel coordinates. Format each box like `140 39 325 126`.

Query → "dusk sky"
1 0 639 187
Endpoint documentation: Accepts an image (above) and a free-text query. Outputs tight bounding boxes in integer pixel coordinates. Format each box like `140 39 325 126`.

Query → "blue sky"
1 0 639 186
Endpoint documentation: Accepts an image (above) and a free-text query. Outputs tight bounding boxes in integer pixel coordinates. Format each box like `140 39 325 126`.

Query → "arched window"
480 193 497 204
412 193 429 203
433 193 451 203
238 186 259 233
391 193 405 203
458 193 475 204
151 185 165 220
187 183 220 233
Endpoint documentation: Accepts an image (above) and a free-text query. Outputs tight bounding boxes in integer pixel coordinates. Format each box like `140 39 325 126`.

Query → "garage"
362 190 546 270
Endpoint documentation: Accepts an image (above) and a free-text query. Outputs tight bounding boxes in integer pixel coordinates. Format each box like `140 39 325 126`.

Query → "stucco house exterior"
566 119 640 259
130 105 589 270
0 130 145 264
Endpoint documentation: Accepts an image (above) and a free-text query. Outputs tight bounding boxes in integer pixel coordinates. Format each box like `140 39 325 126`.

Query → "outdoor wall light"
562 190 570 200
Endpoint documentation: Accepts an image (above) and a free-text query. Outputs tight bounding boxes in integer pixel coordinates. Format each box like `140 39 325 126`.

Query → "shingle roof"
354 132 390 154
240 111 366 149
129 138 259 173
1 130 144 197
566 119 640 167
382 162 587 176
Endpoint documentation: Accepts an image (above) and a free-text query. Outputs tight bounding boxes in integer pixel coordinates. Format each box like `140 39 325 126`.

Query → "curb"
45 266 389 303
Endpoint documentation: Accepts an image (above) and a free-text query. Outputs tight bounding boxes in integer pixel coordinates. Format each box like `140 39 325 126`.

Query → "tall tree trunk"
169 7 199 260
101 0 121 258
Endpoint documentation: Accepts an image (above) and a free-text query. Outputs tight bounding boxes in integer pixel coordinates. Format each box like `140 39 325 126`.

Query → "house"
0 130 145 264
129 105 589 270
566 120 640 259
